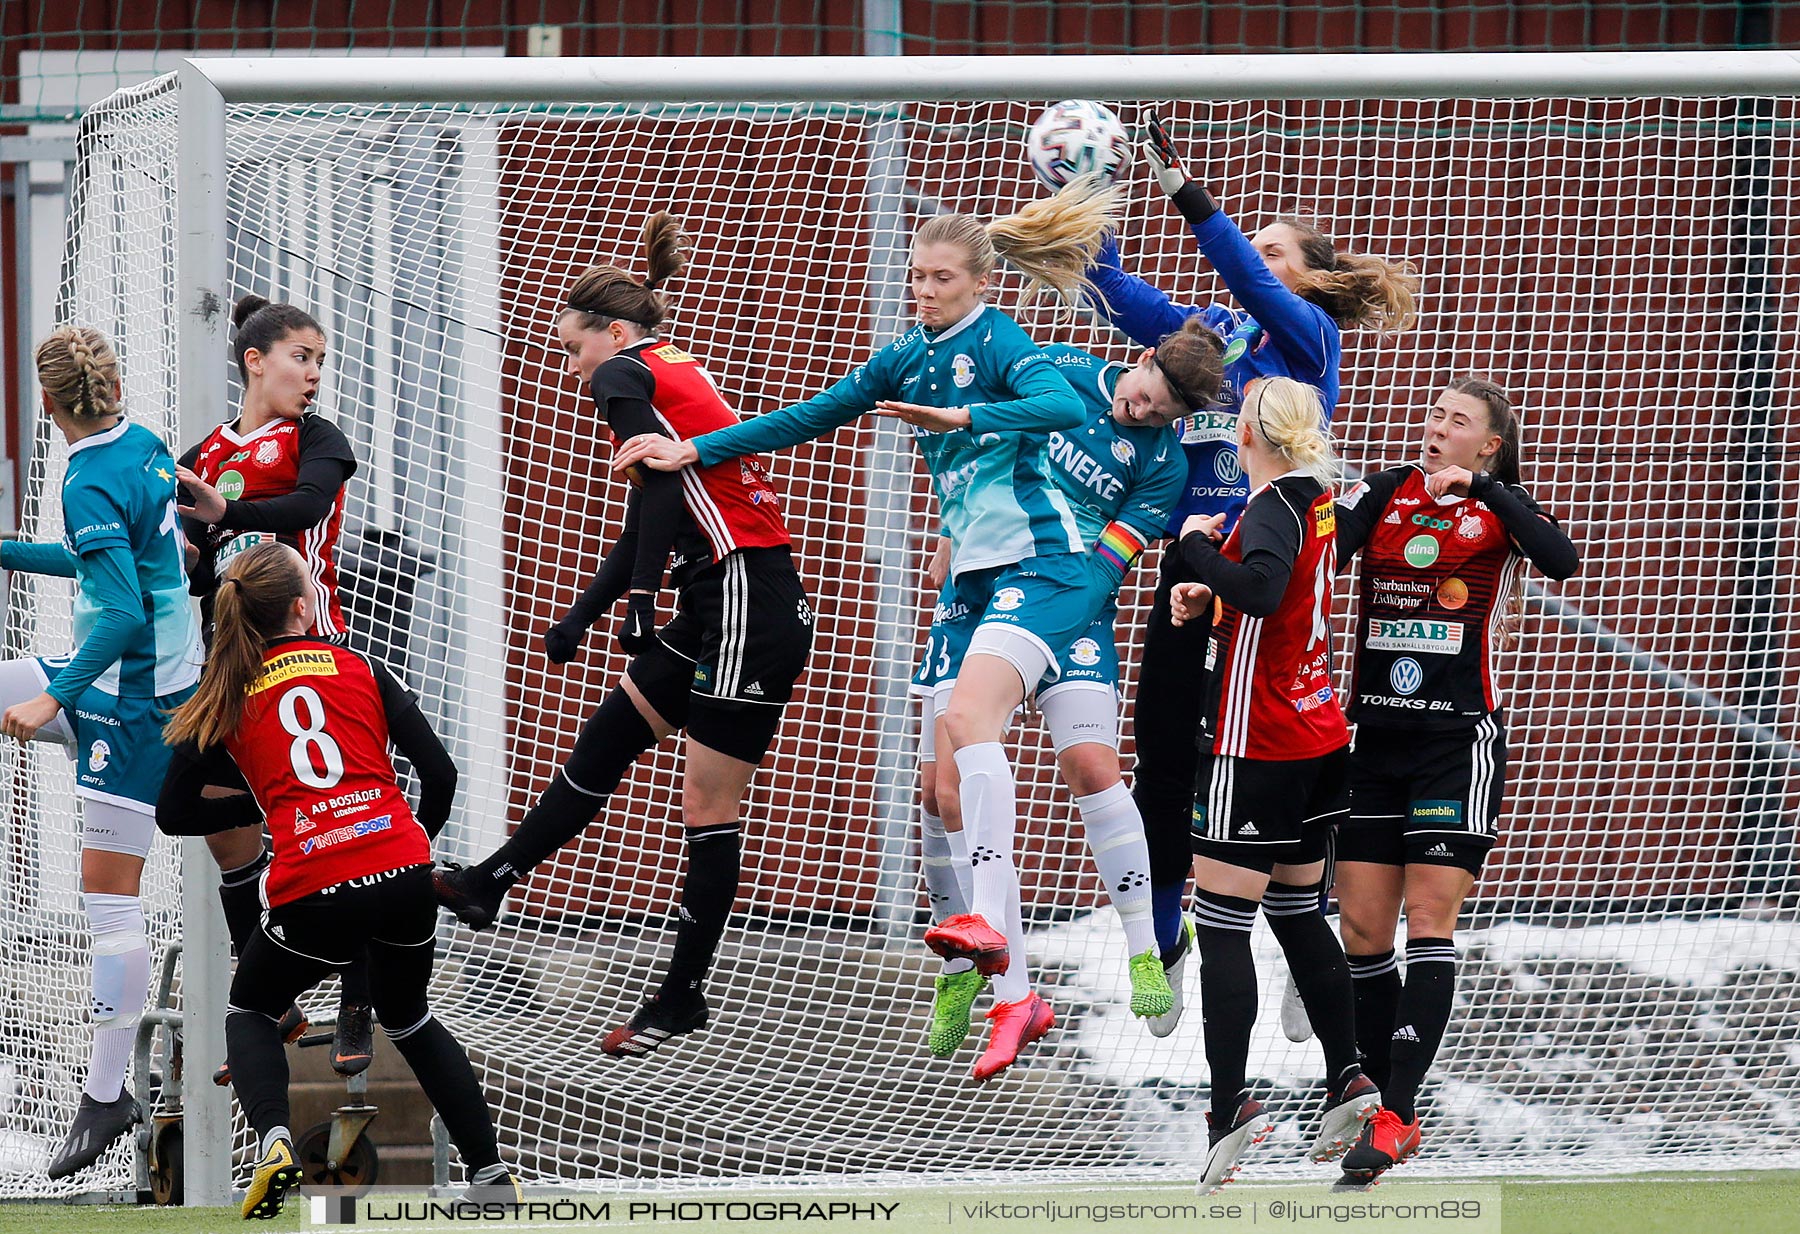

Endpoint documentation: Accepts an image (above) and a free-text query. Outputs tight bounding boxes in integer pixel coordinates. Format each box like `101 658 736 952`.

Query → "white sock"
1076 782 1157 956
920 807 968 922
945 824 975 908
955 742 1029 1004
83 892 149 1103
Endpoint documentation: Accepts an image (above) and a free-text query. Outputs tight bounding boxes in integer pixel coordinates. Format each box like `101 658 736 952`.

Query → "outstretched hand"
1140 109 1190 197
1169 582 1215 628
874 402 972 433
175 465 226 524
611 435 697 474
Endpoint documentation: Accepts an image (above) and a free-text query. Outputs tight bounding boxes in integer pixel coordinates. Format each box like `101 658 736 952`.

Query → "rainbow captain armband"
1094 521 1149 579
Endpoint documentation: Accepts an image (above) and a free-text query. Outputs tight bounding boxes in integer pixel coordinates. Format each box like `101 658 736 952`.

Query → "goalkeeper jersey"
693 303 1086 578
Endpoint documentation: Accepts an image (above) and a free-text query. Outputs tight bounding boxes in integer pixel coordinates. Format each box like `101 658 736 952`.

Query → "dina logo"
1223 336 1248 365
87 740 111 773
1389 657 1425 696
215 469 247 500
1403 534 1440 568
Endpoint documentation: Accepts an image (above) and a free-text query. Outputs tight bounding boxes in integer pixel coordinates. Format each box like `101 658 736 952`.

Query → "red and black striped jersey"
1337 465 1554 729
183 414 355 638
592 340 790 570
1197 473 1348 761
224 638 430 906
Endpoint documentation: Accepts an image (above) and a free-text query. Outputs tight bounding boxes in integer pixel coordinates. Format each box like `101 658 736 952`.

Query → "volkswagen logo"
1390 657 1424 696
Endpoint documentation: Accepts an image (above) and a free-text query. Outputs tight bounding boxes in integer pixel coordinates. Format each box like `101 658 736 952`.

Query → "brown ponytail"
163 542 309 749
1277 216 1419 334
1444 375 1527 642
564 211 692 332
35 327 122 421
1152 318 1227 411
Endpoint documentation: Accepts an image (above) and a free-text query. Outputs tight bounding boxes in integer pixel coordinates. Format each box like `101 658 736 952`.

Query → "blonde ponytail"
34 326 121 421
987 175 1123 310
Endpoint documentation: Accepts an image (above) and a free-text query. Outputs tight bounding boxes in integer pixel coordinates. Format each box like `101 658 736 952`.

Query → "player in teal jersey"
615 194 1120 1079
0 328 203 1180
913 333 1223 1061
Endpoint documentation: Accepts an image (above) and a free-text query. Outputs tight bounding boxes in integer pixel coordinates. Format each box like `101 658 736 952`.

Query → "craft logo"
1389 657 1425 696
1403 534 1440 568
952 354 976 388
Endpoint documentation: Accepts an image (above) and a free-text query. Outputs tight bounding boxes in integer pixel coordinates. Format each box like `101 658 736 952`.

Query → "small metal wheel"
148 1120 183 1206
296 1121 380 1193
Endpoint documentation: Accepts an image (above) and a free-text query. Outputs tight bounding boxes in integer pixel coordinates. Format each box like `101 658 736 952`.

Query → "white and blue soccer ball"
1026 100 1132 190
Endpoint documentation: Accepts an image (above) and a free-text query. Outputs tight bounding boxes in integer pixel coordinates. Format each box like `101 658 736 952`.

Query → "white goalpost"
5 52 1800 1205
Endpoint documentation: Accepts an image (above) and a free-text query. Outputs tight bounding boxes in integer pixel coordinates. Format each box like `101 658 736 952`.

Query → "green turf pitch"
0 1174 1794 1234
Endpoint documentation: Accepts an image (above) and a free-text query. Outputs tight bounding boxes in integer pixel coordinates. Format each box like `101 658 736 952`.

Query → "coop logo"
952 353 976 388
87 740 111 773
992 587 1025 612
1389 657 1425 696
1214 450 1242 484
1411 513 1453 530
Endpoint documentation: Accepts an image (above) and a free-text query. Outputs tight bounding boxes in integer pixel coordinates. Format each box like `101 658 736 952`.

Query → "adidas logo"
743 681 764 697
1393 1024 1420 1043
1384 510 1402 524
1238 821 1260 837
1426 844 1452 857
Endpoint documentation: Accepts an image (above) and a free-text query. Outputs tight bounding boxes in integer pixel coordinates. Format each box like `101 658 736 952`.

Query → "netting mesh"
6 76 1800 1195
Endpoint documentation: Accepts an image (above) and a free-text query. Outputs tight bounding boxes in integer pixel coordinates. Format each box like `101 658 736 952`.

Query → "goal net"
7 59 1799 1195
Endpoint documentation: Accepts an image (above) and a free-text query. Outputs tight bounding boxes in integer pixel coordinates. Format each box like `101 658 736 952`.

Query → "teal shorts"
911 552 1094 697
1037 599 1120 699
37 655 193 815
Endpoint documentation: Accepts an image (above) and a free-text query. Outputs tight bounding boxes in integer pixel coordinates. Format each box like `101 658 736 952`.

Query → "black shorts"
1190 745 1349 874
626 546 813 763
1338 715 1508 875
230 864 436 1029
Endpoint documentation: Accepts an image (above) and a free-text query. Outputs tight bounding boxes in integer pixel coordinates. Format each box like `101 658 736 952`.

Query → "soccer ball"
1026 100 1132 190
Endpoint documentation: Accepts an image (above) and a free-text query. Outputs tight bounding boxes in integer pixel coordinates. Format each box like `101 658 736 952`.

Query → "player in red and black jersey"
162 295 375 1078
1330 378 1577 1185
1166 378 1376 1192
157 542 516 1220
433 213 813 1057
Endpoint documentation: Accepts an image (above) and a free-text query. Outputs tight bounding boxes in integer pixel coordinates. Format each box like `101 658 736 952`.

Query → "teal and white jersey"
54 421 200 698
693 303 1086 577
1040 345 1186 550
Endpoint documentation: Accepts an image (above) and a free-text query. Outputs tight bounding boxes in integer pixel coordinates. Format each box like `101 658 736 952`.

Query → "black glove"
542 617 587 665
617 592 658 655
1141 109 1217 225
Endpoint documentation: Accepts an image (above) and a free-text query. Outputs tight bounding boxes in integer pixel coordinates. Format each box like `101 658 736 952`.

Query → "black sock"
1346 949 1401 1092
479 688 657 883
218 848 271 956
385 1014 501 1172
1385 937 1458 1122
1262 881 1360 1088
226 1007 291 1142
1193 888 1260 1125
338 957 371 1008
656 822 741 1006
